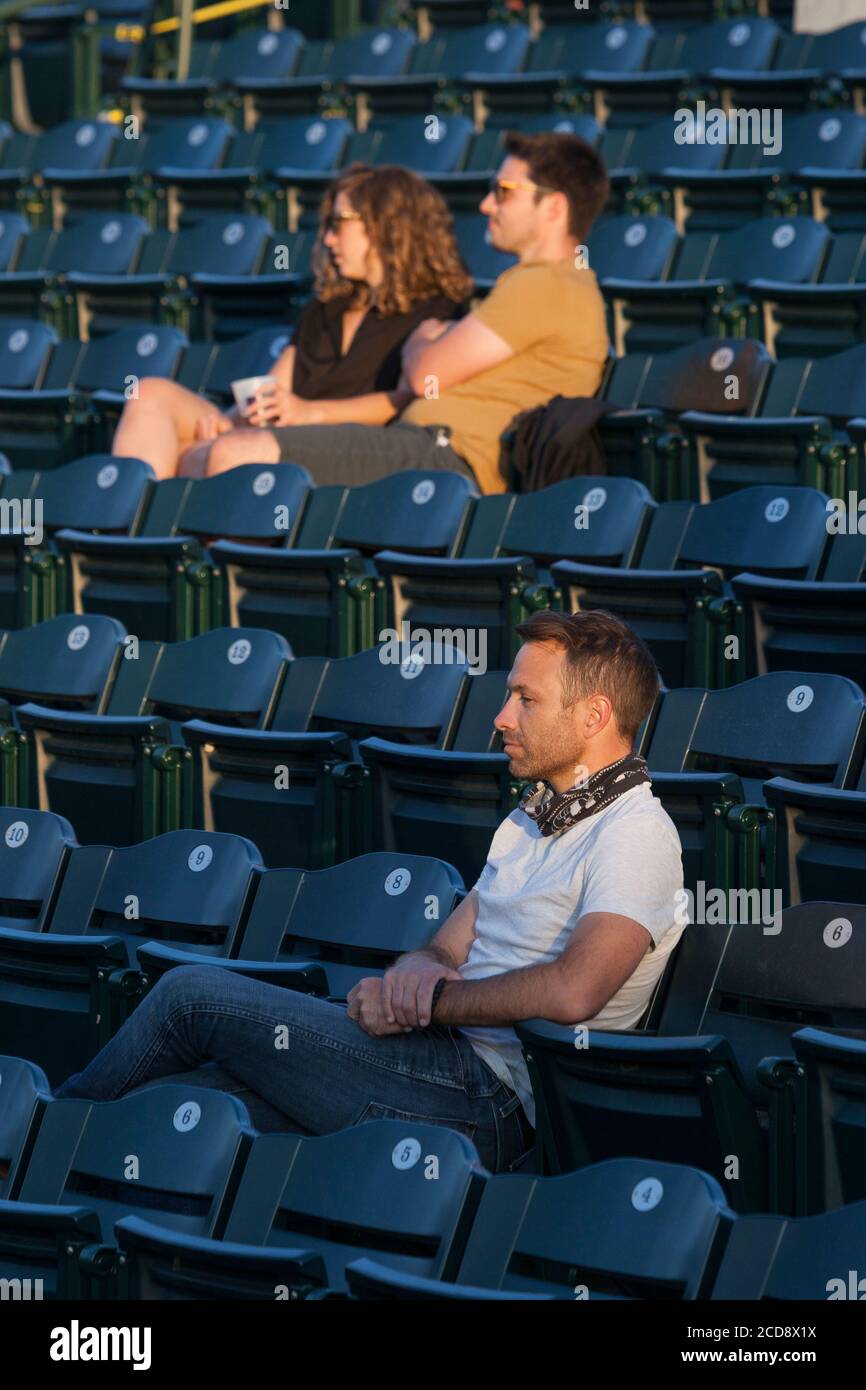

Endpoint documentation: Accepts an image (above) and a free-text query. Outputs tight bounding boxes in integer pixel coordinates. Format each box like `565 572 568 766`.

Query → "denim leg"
54 965 530 1171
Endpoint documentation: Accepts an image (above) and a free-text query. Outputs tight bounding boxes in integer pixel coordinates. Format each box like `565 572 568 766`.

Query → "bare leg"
112 377 226 481
205 427 281 477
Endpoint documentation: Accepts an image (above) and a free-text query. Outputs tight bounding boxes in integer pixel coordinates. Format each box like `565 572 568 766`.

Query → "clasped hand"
346 955 462 1036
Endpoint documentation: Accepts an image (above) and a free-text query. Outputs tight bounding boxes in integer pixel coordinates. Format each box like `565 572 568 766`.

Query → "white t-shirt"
457 783 686 1127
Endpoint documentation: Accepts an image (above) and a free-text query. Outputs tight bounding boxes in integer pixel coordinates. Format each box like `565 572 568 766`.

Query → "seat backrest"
255 115 351 173
202 326 294 396
137 117 233 173
677 485 830 579
530 20 653 74
0 1055 51 1199
605 338 771 416
416 21 531 77
223 1121 484 1283
57 829 262 954
759 111 866 173
648 673 866 786
0 614 125 708
364 113 473 172
18 1085 253 1238
75 324 188 392
797 344 866 423
500 476 652 566
335 470 476 555
676 16 780 73
169 214 271 276
699 217 830 286
588 215 679 283
36 116 116 172
458 1158 733 1298
165 463 311 544
449 670 508 752
0 319 57 389
144 627 290 727
713 1205 866 1300
0 807 77 932
0 211 31 271
47 212 149 276
240 852 464 969
33 454 155 533
299 644 469 746
211 25 303 82
821 532 866 582
299 28 415 80
809 20 866 74
620 115 727 174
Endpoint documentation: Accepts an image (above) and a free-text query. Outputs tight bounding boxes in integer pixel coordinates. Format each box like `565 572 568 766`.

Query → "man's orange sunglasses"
487 177 557 203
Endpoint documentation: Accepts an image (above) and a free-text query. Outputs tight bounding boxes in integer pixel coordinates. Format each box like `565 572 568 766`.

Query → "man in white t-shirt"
55 610 683 1175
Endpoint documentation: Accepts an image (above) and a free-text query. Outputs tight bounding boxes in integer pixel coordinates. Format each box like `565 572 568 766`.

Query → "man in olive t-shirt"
204 131 611 492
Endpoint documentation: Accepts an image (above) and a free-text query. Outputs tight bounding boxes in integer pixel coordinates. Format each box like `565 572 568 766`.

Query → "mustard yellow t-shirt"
403 258 610 494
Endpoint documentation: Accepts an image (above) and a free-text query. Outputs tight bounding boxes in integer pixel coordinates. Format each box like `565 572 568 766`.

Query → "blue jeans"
54 965 534 1173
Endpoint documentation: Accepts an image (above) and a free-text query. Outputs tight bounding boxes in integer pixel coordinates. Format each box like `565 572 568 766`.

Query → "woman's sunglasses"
324 210 363 233
488 177 557 204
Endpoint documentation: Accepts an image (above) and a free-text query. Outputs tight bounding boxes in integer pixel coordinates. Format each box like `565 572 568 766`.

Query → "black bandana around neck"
519 753 651 837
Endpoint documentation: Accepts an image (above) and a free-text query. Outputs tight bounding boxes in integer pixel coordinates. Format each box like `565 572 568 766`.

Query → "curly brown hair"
312 164 474 315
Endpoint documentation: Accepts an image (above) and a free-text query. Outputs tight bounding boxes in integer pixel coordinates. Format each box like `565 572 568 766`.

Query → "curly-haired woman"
110 164 474 481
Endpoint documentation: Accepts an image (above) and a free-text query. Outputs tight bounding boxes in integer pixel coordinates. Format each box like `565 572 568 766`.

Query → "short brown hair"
313 163 474 315
514 609 659 744
503 130 610 243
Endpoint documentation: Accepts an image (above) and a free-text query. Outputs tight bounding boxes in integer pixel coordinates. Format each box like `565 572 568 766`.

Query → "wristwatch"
429 976 448 1021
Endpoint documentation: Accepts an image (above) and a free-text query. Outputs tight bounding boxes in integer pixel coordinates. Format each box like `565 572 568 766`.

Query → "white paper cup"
231 374 276 417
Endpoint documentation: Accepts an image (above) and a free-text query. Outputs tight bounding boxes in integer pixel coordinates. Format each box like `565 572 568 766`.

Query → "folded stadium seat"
0 612 126 805
600 114 728 222
0 1083 254 1298
552 484 831 689
727 18 866 113
0 828 265 1079
786 1027 866 1213
347 21 531 121
209 468 477 657
120 25 305 119
0 323 189 470
711 1201 866 1299
0 1055 52 1202
39 115 234 224
730 530 866 687
240 27 416 122
61 211 274 339
518 901 866 1214
0 454 155 628
136 850 464 1003
14 624 290 845
652 111 866 236
463 21 655 124
152 114 352 230
586 213 681 353
599 215 831 357
175 323 297 414
764 756 866 907
589 17 783 129
598 336 772 500
431 111 603 216
0 117 117 216
114 1119 483 1299
677 343 866 501
0 211 150 334
0 806 78 931
345 1156 734 1300
179 641 472 868
54 462 313 642
641 671 866 898
372 475 654 674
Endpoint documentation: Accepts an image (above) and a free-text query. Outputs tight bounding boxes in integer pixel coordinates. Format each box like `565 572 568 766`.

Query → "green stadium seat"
373 476 654 672
711 1202 866 1299
0 118 117 214
0 806 78 931
351 22 531 119
210 469 476 656
789 1026 866 1213
55 462 312 642
600 337 772 499
120 26 305 118
241 28 416 120
180 642 471 868
0 1083 253 1297
14 624 290 844
114 1119 484 1298
764 759 866 906
348 1156 734 1299
677 344 866 500
474 21 654 119
553 484 831 688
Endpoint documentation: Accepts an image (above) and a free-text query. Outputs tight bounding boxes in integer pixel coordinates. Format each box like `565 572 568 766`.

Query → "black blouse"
290 293 465 401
